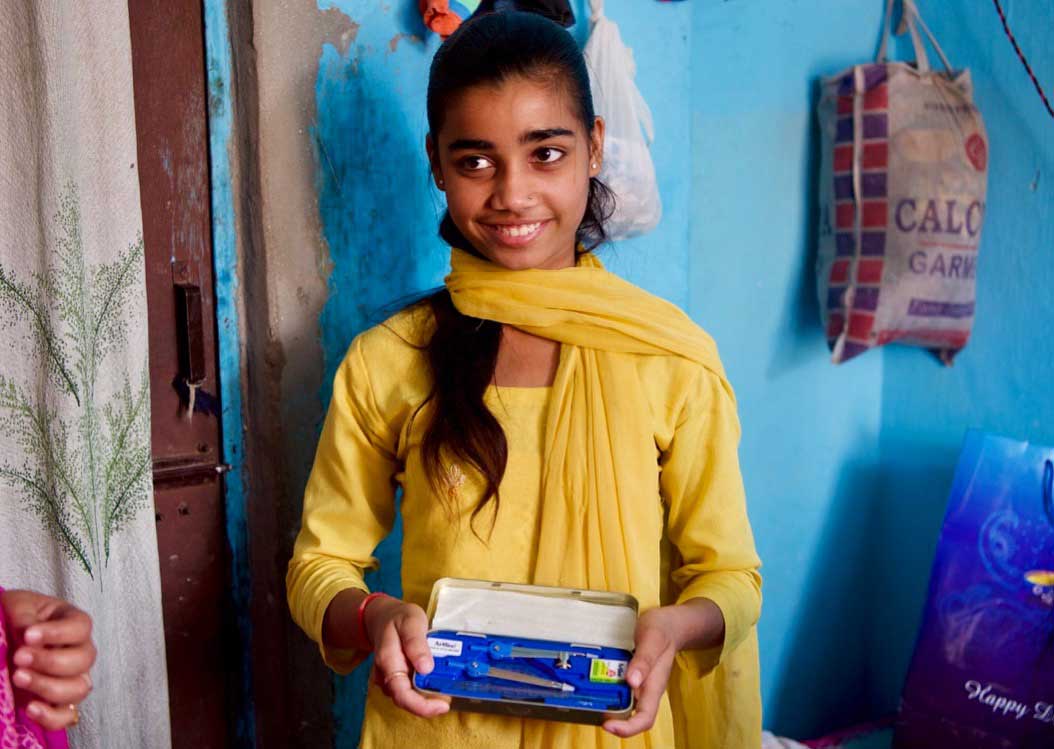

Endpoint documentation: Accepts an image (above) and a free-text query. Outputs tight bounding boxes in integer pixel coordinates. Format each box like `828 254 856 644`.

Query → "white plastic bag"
583 0 662 240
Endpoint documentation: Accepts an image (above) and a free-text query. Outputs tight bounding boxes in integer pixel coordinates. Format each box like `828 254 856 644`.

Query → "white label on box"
427 637 463 657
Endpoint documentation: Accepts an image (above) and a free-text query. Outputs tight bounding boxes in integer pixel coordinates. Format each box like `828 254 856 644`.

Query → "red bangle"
357 592 391 651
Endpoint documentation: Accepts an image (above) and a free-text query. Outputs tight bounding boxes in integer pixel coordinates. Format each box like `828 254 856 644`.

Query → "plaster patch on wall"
253 1 366 384
241 4 384 741
389 33 423 53
319 6 360 56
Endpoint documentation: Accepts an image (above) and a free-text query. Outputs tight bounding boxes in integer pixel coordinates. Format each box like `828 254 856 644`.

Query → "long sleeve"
286 335 401 674
660 365 762 677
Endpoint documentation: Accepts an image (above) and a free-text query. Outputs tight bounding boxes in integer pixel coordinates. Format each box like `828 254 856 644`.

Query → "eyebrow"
446 128 576 152
447 138 493 152
520 128 574 144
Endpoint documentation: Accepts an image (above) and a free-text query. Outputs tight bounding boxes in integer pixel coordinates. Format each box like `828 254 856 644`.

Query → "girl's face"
427 75 604 271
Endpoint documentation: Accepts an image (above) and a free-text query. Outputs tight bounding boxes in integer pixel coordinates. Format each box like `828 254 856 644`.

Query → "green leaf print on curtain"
0 182 151 582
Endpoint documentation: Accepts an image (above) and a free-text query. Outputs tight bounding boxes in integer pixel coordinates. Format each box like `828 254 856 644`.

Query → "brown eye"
533 147 565 164
460 155 494 171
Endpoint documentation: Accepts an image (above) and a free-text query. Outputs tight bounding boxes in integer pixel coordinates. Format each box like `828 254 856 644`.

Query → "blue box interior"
413 629 634 712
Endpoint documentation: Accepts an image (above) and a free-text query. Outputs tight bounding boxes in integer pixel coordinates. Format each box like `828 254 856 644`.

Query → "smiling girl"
287 9 761 749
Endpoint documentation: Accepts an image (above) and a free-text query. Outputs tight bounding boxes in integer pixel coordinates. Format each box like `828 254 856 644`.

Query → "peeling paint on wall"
319 6 360 56
202 0 257 745
388 32 424 52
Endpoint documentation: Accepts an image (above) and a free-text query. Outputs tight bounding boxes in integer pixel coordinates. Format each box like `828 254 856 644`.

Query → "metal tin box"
412 577 638 725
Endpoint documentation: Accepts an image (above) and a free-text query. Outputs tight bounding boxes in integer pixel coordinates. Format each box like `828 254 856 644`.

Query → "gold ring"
383 670 409 687
69 704 79 726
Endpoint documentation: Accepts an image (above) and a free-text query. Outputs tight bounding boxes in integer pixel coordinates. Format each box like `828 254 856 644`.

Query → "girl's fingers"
394 609 434 675
25 604 93 648
14 642 96 678
26 701 79 732
371 613 448 718
625 647 654 690
372 624 412 689
602 665 666 737
13 667 91 707
604 629 675 738
626 624 669 689
2 591 64 634
385 671 450 718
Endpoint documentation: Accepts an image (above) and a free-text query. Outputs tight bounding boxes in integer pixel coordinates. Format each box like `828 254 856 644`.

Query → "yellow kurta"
288 297 762 748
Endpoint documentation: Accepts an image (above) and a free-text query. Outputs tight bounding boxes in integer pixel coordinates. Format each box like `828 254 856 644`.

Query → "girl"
288 9 761 749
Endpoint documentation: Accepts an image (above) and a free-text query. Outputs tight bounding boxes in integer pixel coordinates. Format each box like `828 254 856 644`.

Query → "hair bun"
472 0 575 29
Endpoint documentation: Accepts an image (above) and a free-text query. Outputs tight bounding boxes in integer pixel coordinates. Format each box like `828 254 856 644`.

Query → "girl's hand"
365 597 450 719
602 606 679 738
2 589 96 731
603 598 725 738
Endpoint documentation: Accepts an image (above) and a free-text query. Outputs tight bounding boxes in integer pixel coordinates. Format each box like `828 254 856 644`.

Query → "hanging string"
991 0 1054 119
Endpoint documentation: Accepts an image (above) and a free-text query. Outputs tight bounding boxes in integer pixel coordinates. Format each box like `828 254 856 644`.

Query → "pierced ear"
589 148 603 175
589 116 606 174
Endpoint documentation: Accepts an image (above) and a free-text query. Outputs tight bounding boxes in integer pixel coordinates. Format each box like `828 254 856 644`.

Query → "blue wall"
689 1 888 737
871 0 1054 719
309 0 1053 743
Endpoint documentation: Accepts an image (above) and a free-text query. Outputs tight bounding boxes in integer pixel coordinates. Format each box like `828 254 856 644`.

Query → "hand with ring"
2 589 96 731
364 596 449 718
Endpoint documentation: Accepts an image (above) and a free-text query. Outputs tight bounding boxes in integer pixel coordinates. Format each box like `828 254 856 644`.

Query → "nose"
488 163 537 213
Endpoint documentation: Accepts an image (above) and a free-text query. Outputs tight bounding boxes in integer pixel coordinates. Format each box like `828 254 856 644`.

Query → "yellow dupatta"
445 248 753 749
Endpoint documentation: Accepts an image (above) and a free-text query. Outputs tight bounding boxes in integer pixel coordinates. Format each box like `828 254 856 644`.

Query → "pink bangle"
357 592 391 651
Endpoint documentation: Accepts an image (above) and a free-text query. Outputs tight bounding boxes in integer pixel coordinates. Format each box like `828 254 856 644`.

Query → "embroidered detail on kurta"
441 463 466 503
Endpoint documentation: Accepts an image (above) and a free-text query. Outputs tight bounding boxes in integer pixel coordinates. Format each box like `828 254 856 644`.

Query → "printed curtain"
0 2 171 747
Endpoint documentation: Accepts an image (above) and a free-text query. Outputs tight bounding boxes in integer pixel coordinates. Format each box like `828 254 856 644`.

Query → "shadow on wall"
766 76 825 379
764 434 961 739
869 434 962 715
765 450 885 738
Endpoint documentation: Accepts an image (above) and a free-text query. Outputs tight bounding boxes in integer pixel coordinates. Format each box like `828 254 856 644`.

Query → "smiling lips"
483 219 550 247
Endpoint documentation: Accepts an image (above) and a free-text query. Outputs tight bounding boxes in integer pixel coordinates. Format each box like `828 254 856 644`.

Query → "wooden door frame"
129 0 237 746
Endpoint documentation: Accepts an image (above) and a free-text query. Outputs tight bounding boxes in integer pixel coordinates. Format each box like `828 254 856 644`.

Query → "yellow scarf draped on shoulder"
445 248 755 749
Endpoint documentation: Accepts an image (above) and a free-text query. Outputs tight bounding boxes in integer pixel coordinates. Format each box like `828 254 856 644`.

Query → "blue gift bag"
894 431 1054 748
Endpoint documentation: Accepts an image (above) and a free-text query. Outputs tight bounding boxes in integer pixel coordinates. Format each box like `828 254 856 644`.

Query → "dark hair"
416 10 614 535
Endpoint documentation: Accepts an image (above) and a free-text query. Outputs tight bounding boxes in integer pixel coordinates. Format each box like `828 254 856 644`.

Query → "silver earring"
591 162 598 169
438 178 445 187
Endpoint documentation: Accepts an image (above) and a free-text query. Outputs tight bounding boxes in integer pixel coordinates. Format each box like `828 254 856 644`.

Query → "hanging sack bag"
895 431 1054 749
816 0 988 365
583 0 662 240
